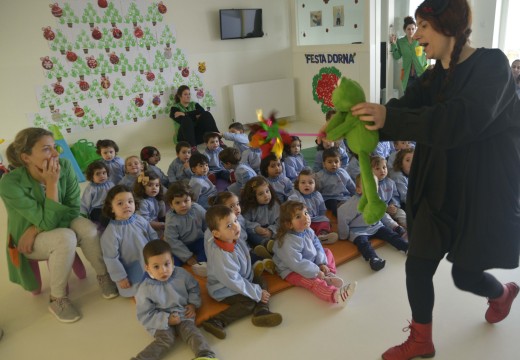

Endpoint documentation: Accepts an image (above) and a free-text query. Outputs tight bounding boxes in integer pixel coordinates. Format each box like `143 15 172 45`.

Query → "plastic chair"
28 252 87 295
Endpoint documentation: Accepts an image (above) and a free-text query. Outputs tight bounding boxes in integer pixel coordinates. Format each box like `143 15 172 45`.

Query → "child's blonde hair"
124 155 145 173
370 155 386 169
275 200 307 247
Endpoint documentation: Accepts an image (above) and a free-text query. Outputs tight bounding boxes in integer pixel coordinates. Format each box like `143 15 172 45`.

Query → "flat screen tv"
219 9 263 40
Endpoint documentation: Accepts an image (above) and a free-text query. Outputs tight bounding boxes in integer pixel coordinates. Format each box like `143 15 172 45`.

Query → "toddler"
119 155 143 189
167 141 193 184
313 139 349 172
219 147 256 196
80 160 114 225
207 192 275 276
133 240 217 360
241 176 280 251
221 122 249 154
371 156 407 230
283 136 307 181
96 139 125 184
188 153 217 209
164 181 207 267
373 141 393 159
390 148 414 209
134 171 166 234
100 185 159 297
202 205 283 339
288 168 338 244
387 141 412 174
140 146 169 187
316 110 348 153
337 175 409 271
240 132 262 174
260 153 293 203
272 201 356 305
203 132 229 182
316 148 356 217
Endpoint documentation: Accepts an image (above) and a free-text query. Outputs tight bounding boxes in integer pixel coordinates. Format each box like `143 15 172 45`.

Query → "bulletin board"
296 0 365 46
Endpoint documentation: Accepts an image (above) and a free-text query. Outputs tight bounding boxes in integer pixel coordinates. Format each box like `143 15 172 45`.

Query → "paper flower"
248 110 293 159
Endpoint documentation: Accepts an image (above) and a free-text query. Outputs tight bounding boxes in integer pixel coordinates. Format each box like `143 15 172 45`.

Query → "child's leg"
324 199 339 217
310 221 331 235
324 248 337 274
132 328 175 360
187 238 207 263
177 320 216 359
372 227 408 252
246 229 268 248
285 272 338 303
391 208 407 228
211 294 257 326
352 235 378 261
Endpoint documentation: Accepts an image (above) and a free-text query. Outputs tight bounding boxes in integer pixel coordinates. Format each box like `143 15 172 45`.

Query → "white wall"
0 0 292 153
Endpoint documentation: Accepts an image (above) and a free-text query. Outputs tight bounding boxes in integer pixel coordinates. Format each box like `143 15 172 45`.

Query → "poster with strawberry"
312 66 342 113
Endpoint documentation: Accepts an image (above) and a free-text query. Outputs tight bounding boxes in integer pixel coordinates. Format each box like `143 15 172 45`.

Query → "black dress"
381 48 520 271
169 102 219 146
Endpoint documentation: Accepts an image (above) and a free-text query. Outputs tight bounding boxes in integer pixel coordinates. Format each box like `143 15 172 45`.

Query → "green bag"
70 139 101 172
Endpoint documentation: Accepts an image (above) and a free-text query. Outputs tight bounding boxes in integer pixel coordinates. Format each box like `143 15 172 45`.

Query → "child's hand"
260 290 271 303
387 204 398 216
317 271 326 280
118 278 131 289
183 161 190 169
255 226 269 237
186 257 198 266
319 264 330 274
184 304 196 318
168 312 181 325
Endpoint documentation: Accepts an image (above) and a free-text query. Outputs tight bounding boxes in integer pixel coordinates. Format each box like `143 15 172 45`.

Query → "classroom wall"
0 0 292 154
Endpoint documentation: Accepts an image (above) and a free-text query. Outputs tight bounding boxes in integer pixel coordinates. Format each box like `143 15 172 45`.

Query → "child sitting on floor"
272 200 356 305
313 138 349 173
240 132 262 174
387 141 413 175
133 240 217 360
260 153 294 203
100 185 159 297
219 147 256 196
80 160 114 225
283 136 307 181
202 205 283 340
167 141 193 184
203 132 229 183
288 168 338 244
140 146 169 188
97 139 125 184
221 122 249 155
188 153 217 209
164 181 207 268
390 148 414 209
337 175 409 271
134 171 166 235
119 155 144 189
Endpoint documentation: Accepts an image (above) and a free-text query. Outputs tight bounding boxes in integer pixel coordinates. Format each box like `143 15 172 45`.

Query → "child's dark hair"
176 141 191 154
370 155 386 169
322 148 340 162
241 176 279 213
325 109 336 121
102 184 136 219
393 148 414 174
219 147 241 165
165 181 193 205
229 122 245 132
142 240 173 265
294 168 319 192
316 138 338 151
203 131 220 144
260 153 281 177
85 160 110 182
140 146 160 163
189 152 209 170
133 170 164 201
283 136 301 158
275 200 307 247
208 191 237 207
96 139 119 154
205 205 233 232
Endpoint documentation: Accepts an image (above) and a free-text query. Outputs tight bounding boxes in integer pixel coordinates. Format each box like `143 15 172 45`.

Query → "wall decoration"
31 0 217 134
296 0 365 46
312 66 342 113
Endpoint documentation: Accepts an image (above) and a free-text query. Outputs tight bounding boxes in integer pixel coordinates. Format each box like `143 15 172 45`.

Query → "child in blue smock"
389 148 414 209
201 205 282 339
218 147 256 197
283 136 307 181
260 154 294 203
96 139 125 184
240 132 262 174
133 240 217 360
119 155 143 189
167 141 193 184
313 139 349 173
164 182 207 268
134 170 166 236
188 153 217 209
203 132 229 182
140 146 169 188
80 160 114 225
100 185 159 297
221 122 249 154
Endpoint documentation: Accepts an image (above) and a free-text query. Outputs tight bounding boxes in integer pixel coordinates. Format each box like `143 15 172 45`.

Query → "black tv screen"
219 9 263 40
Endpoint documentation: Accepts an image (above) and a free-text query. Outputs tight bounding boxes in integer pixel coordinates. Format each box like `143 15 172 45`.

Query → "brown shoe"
251 309 282 327
202 319 226 339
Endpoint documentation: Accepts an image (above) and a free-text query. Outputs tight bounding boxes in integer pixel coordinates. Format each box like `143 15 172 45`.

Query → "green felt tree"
58 3 79 28
116 53 131 75
110 78 127 100
49 30 70 54
127 76 150 96
125 102 144 122
39 84 61 110
46 57 69 81
188 73 203 89
106 103 123 125
75 29 95 54
70 57 90 78
172 72 184 88
125 3 143 25
98 28 116 53
103 2 123 26
122 28 136 51
152 73 167 95
93 53 114 76
172 48 188 68
139 27 157 50
63 81 81 104
133 53 149 74
145 3 163 25
89 79 108 103
145 101 159 119
82 3 101 28
33 113 52 130
159 25 176 46
152 50 168 72
61 112 78 133
200 92 216 111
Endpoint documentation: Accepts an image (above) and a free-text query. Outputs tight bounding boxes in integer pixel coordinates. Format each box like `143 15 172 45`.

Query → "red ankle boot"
382 320 435 360
485 282 519 324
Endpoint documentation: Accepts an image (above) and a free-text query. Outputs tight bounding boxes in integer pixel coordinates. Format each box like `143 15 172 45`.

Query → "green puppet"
325 77 387 224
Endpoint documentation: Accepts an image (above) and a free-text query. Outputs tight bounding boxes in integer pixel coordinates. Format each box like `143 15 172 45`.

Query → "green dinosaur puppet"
325 77 387 224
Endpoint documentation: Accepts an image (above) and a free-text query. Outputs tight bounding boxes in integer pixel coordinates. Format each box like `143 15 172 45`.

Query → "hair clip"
138 174 149 185
418 0 449 16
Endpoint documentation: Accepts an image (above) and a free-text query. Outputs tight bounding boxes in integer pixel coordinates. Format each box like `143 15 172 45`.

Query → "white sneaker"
318 232 339 244
192 262 208 277
334 281 357 305
324 273 344 288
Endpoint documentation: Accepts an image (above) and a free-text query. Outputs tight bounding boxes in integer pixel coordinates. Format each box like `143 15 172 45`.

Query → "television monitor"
219 9 263 40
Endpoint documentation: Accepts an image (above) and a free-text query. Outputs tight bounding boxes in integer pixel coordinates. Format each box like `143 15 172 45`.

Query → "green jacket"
391 36 428 90
0 158 80 291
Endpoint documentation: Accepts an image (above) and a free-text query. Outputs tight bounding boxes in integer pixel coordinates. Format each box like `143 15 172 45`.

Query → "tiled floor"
1 121 519 360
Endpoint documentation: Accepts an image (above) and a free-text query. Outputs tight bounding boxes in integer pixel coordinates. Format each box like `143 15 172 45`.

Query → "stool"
28 252 87 295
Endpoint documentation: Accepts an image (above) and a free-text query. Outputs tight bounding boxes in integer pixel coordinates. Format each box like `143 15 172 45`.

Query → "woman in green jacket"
0 128 118 323
390 16 428 92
